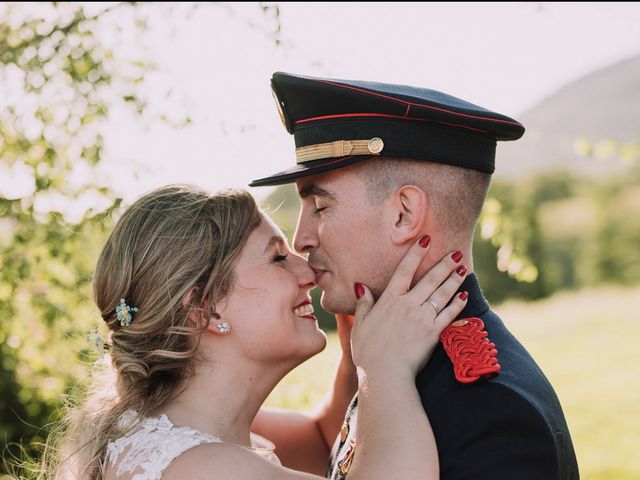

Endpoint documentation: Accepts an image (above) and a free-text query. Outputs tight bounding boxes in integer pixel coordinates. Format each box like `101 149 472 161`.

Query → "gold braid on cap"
295 137 384 164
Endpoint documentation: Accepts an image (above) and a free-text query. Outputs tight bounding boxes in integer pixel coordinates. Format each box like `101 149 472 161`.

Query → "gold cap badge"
367 137 384 154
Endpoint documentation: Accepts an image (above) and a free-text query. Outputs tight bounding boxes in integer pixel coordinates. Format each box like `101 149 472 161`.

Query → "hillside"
496 54 640 178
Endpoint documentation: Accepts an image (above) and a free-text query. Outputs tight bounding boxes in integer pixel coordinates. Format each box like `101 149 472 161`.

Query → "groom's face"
293 166 396 315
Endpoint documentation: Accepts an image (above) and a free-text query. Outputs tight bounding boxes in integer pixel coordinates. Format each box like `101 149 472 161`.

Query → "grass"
265 284 640 480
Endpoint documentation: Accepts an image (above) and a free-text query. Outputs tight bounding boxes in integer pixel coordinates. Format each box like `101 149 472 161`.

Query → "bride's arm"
251 317 357 475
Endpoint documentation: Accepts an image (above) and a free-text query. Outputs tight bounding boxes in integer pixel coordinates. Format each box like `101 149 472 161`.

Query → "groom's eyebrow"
298 184 335 200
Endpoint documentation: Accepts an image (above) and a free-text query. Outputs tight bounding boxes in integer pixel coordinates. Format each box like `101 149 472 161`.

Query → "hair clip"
116 298 139 326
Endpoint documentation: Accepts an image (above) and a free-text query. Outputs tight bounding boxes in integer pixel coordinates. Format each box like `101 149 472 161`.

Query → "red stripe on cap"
305 155 355 169
312 79 522 127
295 112 488 134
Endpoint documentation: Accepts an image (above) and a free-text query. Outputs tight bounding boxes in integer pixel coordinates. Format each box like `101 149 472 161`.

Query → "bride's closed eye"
273 253 288 262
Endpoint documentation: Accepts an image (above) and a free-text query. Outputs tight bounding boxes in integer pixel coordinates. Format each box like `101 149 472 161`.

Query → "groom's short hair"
355 157 491 244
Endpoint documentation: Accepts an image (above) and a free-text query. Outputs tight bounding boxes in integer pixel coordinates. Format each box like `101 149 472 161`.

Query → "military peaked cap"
250 72 525 187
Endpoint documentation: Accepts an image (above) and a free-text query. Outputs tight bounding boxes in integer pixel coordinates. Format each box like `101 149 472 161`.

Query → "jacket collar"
456 273 490 319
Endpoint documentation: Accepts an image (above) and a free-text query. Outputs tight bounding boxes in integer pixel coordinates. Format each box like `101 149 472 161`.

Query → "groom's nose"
293 209 318 254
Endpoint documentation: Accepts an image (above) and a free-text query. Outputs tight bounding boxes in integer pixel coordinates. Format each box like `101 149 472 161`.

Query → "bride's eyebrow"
298 184 336 200
263 235 287 254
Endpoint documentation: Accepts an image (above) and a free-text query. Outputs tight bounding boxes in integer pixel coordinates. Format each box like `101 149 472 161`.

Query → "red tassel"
440 317 501 384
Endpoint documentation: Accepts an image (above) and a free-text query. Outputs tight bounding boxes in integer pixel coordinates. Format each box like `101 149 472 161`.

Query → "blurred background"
0 3 638 479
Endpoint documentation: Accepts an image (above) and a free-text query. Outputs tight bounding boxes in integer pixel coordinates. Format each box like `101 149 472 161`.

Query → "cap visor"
249 155 372 187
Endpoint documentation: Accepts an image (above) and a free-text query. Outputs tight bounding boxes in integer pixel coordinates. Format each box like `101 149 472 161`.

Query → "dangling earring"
216 322 231 334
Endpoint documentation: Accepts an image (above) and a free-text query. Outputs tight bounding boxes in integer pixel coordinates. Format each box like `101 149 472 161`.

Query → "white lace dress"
105 410 280 480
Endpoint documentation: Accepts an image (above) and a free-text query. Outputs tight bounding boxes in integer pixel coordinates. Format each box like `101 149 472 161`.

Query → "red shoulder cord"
439 317 501 383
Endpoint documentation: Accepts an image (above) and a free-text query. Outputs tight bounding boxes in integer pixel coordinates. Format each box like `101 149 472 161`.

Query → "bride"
38 184 468 480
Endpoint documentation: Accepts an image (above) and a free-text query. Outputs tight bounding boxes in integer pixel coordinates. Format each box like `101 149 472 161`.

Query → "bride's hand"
350 236 468 378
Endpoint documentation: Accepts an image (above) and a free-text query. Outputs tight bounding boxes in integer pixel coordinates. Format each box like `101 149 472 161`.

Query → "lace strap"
106 412 221 480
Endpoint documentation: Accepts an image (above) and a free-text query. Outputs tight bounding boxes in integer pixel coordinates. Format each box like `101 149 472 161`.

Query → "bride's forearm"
348 367 439 480
313 354 358 448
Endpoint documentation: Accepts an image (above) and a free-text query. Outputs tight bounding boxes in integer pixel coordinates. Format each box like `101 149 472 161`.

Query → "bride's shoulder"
162 442 274 479
162 442 319 480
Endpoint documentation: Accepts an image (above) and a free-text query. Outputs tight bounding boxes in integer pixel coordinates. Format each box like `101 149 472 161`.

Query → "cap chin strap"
295 137 384 164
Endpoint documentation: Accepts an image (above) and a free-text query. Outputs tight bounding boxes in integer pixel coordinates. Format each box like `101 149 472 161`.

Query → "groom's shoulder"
417 310 559 416
416 309 578 478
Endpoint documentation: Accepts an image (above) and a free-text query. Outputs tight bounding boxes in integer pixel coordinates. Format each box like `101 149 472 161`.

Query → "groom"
251 72 579 479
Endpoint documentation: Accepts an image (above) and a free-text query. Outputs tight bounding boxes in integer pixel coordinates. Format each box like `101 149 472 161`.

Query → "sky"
60 2 640 204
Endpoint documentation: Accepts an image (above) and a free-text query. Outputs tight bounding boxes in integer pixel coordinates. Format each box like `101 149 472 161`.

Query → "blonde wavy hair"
26 184 261 479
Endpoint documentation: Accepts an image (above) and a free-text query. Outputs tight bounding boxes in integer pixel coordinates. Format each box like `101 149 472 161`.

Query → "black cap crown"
250 72 525 187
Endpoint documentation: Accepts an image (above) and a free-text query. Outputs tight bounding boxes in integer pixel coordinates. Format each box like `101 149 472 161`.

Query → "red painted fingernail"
419 235 431 248
354 283 365 300
456 265 467 277
459 291 468 301
451 251 463 263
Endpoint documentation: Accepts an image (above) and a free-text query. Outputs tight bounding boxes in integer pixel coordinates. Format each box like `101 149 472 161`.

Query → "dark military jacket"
327 274 579 480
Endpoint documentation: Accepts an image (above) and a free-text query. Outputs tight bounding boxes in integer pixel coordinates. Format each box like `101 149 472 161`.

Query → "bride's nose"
290 254 317 288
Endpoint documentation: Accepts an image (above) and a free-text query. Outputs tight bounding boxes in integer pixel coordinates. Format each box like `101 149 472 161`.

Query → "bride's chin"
295 332 328 363
313 333 328 355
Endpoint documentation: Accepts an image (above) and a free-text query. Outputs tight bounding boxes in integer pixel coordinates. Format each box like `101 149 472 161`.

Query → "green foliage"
476 166 640 303
0 2 153 468
0 3 285 473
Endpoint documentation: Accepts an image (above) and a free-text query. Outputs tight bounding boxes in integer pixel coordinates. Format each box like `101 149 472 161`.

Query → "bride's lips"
293 299 311 309
293 299 316 320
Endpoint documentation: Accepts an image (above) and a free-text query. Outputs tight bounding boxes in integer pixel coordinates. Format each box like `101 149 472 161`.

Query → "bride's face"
218 213 327 365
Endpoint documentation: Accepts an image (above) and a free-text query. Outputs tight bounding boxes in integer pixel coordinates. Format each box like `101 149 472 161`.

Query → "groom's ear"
389 185 428 245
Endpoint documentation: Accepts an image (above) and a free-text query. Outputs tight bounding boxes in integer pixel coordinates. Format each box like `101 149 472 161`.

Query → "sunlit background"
1 3 639 479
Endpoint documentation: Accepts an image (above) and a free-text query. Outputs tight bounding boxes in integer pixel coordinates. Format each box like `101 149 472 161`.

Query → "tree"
0 3 156 466
0 2 281 470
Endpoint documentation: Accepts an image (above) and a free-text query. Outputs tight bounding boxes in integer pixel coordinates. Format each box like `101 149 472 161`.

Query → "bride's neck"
157 352 293 447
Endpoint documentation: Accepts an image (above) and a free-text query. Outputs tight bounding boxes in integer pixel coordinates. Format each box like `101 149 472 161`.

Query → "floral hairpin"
116 298 139 326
